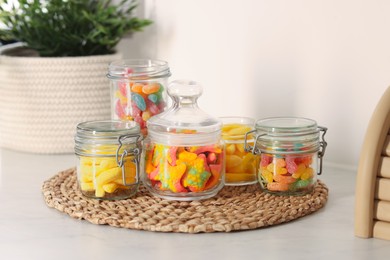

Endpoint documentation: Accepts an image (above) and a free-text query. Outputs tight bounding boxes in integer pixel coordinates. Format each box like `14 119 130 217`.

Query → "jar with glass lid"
75 120 143 200
142 80 225 201
244 117 327 195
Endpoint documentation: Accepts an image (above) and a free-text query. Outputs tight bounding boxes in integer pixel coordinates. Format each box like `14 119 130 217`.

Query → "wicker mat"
42 167 328 233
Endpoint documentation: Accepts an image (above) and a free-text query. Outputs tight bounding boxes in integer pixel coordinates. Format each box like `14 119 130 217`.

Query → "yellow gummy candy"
96 167 122 187
275 167 288 175
292 163 306 179
100 159 117 170
80 182 94 191
221 123 241 133
242 153 255 167
103 183 119 193
266 163 275 173
235 143 246 153
226 144 236 155
301 167 314 180
226 173 257 183
226 155 243 168
227 163 246 173
178 150 198 162
228 126 252 136
261 169 274 183
245 163 256 174
94 167 122 197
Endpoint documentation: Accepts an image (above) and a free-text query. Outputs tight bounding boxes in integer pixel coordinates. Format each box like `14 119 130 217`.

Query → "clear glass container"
142 80 225 201
74 120 143 200
220 116 258 185
245 117 327 195
107 59 171 135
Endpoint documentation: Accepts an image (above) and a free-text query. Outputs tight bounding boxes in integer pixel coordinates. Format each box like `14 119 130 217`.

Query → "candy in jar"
143 80 225 201
75 120 143 200
245 117 327 195
220 116 258 185
107 59 171 135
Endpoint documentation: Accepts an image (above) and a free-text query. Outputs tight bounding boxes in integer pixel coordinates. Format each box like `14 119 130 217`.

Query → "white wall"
118 0 390 170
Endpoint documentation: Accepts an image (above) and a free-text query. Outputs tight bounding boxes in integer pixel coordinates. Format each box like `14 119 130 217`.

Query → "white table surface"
0 147 389 260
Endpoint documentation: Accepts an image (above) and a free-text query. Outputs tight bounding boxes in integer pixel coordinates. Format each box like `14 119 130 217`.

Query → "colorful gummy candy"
259 154 315 193
221 123 258 184
145 143 224 193
78 156 137 198
113 81 165 133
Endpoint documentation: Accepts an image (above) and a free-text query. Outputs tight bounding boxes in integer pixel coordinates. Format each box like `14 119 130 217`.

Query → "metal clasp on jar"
244 129 263 155
116 134 143 186
317 126 328 175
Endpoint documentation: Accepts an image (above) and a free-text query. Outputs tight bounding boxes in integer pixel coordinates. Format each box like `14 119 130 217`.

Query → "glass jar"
74 120 143 200
220 116 258 185
245 117 327 195
107 59 171 135
142 80 225 201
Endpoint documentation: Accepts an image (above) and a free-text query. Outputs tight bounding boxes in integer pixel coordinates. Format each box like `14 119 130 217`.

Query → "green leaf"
0 0 152 56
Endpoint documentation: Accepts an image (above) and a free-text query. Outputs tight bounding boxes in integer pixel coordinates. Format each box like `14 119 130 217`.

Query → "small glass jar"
220 116 258 186
74 120 143 200
142 80 225 201
245 117 327 195
107 59 171 135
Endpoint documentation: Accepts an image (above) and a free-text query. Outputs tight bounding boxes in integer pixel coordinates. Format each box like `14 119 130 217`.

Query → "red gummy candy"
204 163 222 190
260 154 272 167
286 156 298 173
118 82 128 97
207 152 217 164
168 146 178 166
115 99 125 119
146 99 160 115
131 103 142 117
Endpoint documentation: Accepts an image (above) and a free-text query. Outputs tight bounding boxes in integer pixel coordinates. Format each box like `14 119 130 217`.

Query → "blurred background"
119 0 390 170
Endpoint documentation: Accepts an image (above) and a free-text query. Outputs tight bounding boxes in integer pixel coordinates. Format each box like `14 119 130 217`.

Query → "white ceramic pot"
0 43 122 153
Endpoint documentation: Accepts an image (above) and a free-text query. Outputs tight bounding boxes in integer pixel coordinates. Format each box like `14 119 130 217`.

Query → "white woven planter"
0 44 122 154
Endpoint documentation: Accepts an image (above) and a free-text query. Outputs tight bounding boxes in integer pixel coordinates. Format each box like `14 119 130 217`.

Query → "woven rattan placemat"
42 167 328 233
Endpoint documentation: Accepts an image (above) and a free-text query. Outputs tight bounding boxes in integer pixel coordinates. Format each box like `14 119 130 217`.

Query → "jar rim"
220 116 255 141
255 117 318 136
74 120 142 157
107 59 171 80
76 120 140 136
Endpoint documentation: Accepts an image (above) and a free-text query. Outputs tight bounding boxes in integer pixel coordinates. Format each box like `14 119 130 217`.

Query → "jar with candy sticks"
220 116 258 185
143 80 225 201
244 117 327 195
107 59 171 135
75 120 143 200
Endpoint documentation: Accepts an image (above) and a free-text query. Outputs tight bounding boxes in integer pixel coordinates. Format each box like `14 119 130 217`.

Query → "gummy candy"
112 81 166 132
144 143 224 193
258 153 316 194
142 83 160 94
78 155 137 198
221 122 258 184
132 93 146 111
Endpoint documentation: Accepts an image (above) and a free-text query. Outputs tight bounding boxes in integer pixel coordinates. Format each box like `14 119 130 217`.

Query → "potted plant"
0 0 151 153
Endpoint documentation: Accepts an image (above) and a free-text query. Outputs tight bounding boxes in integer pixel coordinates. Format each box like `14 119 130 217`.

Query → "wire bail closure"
116 134 143 186
244 126 328 175
317 126 328 175
244 129 262 155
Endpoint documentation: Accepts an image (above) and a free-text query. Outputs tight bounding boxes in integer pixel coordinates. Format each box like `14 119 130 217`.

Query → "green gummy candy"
148 94 158 103
290 179 311 190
